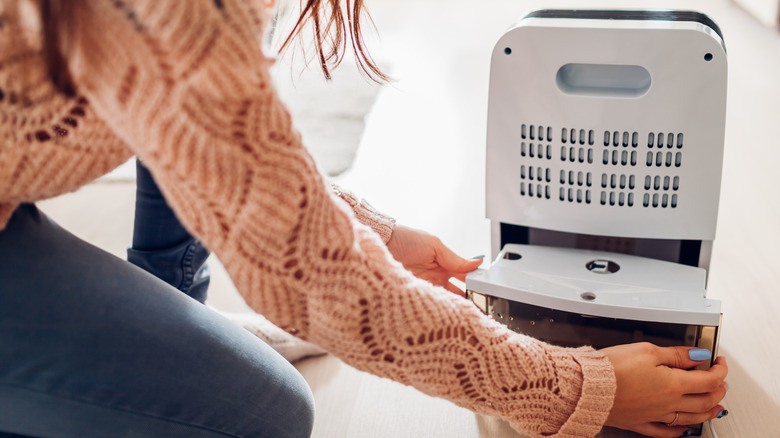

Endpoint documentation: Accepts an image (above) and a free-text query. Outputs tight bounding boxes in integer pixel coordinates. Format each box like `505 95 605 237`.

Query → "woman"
0 1 727 437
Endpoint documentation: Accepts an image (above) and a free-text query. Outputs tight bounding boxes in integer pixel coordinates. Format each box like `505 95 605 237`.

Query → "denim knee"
282 373 315 438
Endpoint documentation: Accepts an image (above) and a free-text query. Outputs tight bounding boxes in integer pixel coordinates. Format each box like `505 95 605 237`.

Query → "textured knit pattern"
0 1 616 436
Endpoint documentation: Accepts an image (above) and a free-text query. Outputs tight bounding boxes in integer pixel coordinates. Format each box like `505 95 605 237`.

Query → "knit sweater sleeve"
330 182 395 244
64 1 615 436
0 0 132 229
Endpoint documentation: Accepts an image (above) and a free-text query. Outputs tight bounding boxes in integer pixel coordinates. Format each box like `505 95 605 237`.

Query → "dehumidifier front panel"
485 19 727 240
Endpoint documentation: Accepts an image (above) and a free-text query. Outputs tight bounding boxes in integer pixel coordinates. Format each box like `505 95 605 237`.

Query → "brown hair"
278 0 389 83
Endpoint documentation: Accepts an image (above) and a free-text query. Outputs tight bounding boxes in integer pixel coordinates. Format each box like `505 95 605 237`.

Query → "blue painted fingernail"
717 409 728 419
471 255 485 260
688 348 711 361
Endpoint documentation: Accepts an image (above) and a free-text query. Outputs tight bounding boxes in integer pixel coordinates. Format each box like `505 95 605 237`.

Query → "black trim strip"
524 10 724 45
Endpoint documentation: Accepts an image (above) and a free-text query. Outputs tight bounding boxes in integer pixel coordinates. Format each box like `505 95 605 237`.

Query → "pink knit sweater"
0 1 615 436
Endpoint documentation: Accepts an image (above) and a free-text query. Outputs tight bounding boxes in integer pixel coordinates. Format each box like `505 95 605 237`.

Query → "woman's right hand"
601 342 728 438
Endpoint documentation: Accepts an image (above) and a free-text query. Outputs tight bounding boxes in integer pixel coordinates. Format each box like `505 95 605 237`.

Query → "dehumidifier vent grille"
517 123 685 210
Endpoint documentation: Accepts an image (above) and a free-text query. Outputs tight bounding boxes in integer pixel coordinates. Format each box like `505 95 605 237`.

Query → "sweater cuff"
330 183 396 244
554 347 616 437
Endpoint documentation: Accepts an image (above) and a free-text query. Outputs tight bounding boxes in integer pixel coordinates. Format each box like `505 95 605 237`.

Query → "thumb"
657 346 712 369
435 244 483 273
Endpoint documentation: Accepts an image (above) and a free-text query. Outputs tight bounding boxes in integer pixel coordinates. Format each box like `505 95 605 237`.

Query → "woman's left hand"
386 225 483 296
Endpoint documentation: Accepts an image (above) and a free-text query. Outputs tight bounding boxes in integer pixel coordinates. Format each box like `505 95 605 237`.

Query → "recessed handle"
556 63 651 98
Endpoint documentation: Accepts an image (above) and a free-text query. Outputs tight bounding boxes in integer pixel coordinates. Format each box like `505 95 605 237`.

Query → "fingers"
433 240 483 274
655 346 712 369
633 422 688 438
674 401 727 425
673 356 728 394
678 381 727 411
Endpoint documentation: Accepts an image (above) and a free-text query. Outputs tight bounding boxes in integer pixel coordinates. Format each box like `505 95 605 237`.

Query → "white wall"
734 0 779 29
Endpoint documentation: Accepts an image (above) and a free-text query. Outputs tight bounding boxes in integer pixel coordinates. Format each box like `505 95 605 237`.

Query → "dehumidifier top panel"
485 10 727 240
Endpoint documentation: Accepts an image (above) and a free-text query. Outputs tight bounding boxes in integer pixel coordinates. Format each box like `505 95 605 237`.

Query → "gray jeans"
0 204 314 438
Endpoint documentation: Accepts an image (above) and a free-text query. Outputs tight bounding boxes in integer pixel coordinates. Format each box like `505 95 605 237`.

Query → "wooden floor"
39 0 780 437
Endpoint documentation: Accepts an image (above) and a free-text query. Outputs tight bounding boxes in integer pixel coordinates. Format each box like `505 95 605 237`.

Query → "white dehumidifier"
465 10 726 436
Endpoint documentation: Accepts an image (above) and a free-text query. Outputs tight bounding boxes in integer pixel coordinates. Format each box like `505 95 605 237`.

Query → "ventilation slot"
520 164 551 199
521 182 550 199
598 172 635 207
562 128 594 145
559 187 590 204
602 131 638 167
521 142 552 160
648 132 684 149
604 130 638 148
557 170 592 204
522 124 553 142
562 146 593 163
642 174 680 208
